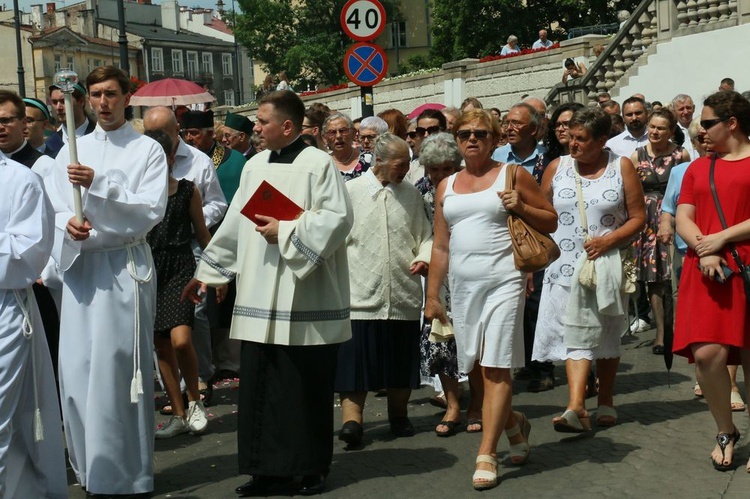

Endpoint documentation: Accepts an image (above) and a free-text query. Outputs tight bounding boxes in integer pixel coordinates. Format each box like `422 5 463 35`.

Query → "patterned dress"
633 145 683 282
416 176 460 380
338 150 372 182
147 179 197 333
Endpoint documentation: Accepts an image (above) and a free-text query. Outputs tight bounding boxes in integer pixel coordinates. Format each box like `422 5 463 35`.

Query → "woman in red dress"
674 91 750 472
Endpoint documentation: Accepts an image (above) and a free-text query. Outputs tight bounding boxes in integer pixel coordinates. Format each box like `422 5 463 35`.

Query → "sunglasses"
406 131 419 139
416 125 442 136
456 129 491 141
700 117 730 130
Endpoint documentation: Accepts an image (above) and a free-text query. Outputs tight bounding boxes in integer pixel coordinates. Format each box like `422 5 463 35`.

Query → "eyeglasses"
505 120 529 130
700 117 730 131
416 125 442 136
325 127 352 138
456 129 491 141
359 133 378 141
0 116 21 126
406 131 419 139
555 121 570 130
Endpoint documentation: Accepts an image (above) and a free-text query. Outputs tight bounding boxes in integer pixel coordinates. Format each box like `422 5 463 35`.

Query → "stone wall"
230 35 608 121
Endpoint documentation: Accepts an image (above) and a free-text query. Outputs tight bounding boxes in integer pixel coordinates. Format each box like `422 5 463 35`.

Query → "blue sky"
16 0 225 14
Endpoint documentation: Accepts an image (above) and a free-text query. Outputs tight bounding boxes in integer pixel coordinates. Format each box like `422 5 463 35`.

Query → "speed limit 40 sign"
340 0 386 42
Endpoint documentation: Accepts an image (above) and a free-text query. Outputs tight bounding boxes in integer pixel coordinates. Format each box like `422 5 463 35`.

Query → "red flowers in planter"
479 43 560 63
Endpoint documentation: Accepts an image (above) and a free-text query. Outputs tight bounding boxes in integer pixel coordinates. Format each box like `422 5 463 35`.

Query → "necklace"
334 149 358 165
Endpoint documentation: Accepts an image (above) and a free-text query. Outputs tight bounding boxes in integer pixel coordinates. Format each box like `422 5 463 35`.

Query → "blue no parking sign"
344 42 388 87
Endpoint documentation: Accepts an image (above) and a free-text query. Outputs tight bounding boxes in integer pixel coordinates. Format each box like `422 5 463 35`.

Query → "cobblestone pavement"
68 326 750 498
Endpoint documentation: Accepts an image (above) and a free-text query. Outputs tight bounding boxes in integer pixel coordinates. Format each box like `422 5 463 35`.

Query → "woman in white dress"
533 107 645 432
426 110 557 490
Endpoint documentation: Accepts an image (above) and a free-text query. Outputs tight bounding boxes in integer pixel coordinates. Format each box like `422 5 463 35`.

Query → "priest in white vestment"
184 90 352 496
0 153 67 498
45 66 168 495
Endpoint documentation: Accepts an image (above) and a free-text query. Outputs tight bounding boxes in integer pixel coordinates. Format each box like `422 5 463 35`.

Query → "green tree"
234 0 399 87
429 0 641 63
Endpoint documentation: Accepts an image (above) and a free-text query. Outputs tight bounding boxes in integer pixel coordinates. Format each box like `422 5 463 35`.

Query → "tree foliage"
234 0 398 87
429 0 641 63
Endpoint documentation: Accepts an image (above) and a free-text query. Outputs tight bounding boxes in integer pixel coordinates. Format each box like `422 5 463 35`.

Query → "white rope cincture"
13 287 44 442
125 241 153 404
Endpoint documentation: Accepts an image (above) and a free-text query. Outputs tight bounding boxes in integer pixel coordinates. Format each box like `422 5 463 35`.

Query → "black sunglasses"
406 131 419 139
416 125 442 136
700 117 730 130
456 129 490 141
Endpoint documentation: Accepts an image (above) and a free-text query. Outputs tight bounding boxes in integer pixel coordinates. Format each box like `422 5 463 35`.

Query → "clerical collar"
269 136 307 164
4 140 27 157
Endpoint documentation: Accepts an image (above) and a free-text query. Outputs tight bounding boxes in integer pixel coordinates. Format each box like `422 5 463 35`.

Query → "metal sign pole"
360 86 374 118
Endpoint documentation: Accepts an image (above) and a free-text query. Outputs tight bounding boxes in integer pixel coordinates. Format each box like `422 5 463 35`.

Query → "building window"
187 51 199 79
172 49 183 74
54 54 62 73
222 53 233 75
390 21 407 48
201 53 213 75
224 89 235 106
152 48 164 72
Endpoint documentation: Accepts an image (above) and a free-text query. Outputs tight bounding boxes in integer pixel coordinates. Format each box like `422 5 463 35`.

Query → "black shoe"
389 416 415 437
513 367 534 380
200 382 214 407
235 475 282 497
299 474 326 496
527 375 554 393
338 420 363 445
652 345 665 355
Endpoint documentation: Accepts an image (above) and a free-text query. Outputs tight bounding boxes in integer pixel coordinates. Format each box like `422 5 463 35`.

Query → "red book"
241 180 304 226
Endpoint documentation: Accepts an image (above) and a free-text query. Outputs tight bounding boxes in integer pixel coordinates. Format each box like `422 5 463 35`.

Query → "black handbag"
708 153 750 302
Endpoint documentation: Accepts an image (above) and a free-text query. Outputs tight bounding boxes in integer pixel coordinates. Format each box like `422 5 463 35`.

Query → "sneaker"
155 416 189 439
629 318 650 333
187 400 208 434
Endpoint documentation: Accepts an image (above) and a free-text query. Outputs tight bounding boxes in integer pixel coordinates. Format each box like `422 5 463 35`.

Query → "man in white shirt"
606 96 649 157
672 94 698 161
532 29 554 49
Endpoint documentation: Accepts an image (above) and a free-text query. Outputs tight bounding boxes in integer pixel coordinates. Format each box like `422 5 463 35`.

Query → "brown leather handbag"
504 163 560 272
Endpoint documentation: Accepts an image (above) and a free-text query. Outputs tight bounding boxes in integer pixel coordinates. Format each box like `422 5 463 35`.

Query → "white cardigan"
346 170 433 321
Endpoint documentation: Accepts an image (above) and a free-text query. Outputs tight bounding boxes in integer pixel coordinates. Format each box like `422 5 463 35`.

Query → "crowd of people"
2 61 750 498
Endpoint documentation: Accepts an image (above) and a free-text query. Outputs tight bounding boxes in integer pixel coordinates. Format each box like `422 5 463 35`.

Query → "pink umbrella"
408 102 445 120
129 78 215 107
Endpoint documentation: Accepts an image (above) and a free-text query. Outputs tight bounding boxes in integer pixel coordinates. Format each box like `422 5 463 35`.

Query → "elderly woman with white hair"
335 133 433 446
358 116 389 154
500 35 521 56
322 112 371 182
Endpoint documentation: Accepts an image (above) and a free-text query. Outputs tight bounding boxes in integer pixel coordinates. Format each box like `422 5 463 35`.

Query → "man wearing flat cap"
181 110 246 205
44 82 95 158
222 113 257 160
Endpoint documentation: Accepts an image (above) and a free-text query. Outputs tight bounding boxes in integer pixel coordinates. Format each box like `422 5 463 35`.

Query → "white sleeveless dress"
442 166 525 372
532 151 629 362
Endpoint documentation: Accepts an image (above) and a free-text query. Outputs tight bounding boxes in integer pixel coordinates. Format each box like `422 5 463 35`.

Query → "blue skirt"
334 320 421 392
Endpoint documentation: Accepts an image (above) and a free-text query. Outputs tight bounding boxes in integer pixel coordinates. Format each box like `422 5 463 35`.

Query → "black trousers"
238 341 339 477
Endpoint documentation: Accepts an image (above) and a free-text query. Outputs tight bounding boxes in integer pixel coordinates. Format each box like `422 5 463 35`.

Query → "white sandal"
506 411 531 465
596 405 618 427
731 389 746 412
472 455 498 490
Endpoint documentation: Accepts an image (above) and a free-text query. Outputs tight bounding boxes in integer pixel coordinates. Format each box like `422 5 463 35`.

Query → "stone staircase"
546 0 749 106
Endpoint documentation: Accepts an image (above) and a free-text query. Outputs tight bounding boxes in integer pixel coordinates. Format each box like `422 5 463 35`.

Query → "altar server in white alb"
45 66 168 495
0 154 67 498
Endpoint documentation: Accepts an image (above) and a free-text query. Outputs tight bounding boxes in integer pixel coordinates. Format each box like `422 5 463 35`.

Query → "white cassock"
0 155 67 498
46 122 168 495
